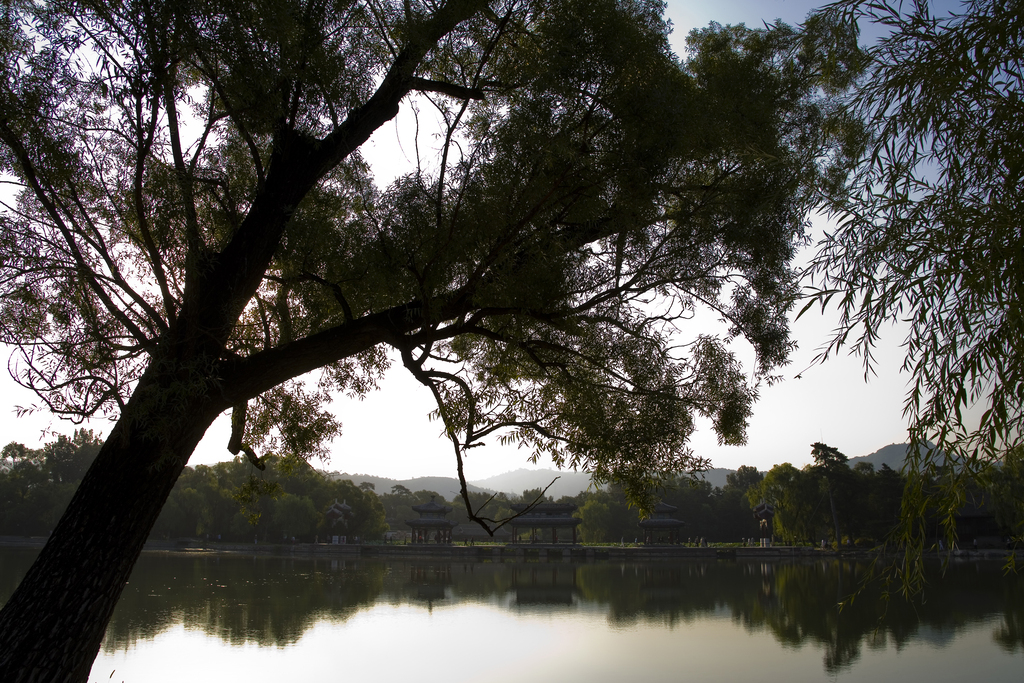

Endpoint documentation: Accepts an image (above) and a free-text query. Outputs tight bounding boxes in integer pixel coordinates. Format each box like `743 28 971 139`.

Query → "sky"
0 0 971 481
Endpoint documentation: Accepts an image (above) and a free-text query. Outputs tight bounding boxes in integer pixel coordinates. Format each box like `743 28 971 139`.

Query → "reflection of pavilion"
406 497 458 544
637 566 686 612
407 563 452 601
638 503 684 545
510 564 578 605
509 503 581 544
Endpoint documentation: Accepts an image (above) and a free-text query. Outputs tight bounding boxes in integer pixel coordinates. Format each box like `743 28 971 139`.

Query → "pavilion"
324 499 353 527
509 503 581 544
406 497 458 544
638 502 685 545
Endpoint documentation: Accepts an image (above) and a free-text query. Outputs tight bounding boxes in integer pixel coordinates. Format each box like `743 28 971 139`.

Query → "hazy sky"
0 0 971 481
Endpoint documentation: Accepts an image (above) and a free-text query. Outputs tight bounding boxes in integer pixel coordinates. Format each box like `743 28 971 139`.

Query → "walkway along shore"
3 536 1020 563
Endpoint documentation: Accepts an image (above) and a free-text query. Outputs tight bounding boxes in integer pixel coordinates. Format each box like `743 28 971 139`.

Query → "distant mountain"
468 468 598 499
470 466 735 497
326 472 494 496
693 468 732 490
329 443 918 502
847 442 931 471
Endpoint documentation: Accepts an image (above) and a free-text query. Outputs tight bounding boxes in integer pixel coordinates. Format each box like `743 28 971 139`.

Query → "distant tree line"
151 456 388 543
1 436 386 543
750 444 1024 548
4 435 1020 547
381 447 1023 548
569 468 768 545
0 431 102 536
373 467 768 544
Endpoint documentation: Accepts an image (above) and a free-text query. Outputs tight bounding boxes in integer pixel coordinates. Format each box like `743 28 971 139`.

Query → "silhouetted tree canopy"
806 0 1024 556
0 0 858 679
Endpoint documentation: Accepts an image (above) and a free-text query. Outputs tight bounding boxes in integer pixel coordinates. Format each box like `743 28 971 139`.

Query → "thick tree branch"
184 0 490 354
408 77 485 101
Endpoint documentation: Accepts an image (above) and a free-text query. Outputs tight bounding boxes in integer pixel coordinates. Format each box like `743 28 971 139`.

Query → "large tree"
811 441 847 546
0 0 853 679
806 0 1023 557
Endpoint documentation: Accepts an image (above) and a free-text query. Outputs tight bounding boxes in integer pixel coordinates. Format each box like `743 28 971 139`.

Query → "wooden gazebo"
509 503 581 544
406 497 457 544
639 502 685 545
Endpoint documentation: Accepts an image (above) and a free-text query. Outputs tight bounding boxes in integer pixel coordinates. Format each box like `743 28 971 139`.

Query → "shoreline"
2 535 1019 563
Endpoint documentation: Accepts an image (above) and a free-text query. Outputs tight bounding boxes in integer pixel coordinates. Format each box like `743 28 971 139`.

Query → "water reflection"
1 548 1021 674
106 555 386 650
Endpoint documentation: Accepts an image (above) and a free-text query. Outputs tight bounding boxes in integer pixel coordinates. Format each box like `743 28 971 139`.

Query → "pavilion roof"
325 499 353 522
412 497 453 514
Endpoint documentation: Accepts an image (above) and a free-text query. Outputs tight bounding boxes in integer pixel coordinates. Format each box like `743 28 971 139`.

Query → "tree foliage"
753 456 907 546
0 0 858 677
806 0 1024 559
811 441 848 545
725 464 763 493
0 442 389 541
990 446 1024 544
0 0 853 508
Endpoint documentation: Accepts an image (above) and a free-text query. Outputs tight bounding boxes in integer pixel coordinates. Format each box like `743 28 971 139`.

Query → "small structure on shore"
325 499 353 527
509 503 581 544
407 497 458 544
753 500 775 547
639 502 685 545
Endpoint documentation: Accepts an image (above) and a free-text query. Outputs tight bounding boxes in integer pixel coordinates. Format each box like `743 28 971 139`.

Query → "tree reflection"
994 567 1024 653
2 548 1020 671
103 554 387 649
575 559 1021 673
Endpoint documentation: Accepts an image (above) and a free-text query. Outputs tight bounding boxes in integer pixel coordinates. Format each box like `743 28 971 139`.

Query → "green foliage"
753 463 825 544
0 3 879 670
232 476 284 528
42 430 102 484
0 0 859 521
0 433 103 536
149 457 390 541
447 490 513 530
575 499 612 543
273 494 318 539
806 0 1024 558
725 465 763 494
519 488 551 505
811 442 848 545
751 452 949 547
991 447 1024 545
8 431 1016 549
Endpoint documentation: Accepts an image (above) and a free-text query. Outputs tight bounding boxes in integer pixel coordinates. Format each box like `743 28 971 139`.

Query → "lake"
1 548 1022 682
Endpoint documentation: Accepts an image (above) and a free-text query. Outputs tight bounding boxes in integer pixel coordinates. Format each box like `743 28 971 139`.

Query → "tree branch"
408 77 485 101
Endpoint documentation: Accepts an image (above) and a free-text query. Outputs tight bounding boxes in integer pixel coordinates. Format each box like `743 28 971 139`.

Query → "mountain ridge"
327 443 914 500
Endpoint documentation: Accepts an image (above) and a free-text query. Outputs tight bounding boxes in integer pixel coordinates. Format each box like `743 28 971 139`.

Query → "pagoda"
324 499 353 527
406 496 457 544
638 502 685 545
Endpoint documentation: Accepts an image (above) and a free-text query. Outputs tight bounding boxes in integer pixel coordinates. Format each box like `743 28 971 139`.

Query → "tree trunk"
828 487 842 548
0 374 223 683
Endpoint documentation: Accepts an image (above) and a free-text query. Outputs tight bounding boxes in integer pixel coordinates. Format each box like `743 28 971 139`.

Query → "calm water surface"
2 549 1022 683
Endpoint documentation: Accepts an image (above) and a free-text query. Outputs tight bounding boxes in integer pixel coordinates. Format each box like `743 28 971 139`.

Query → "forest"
4 435 1020 547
